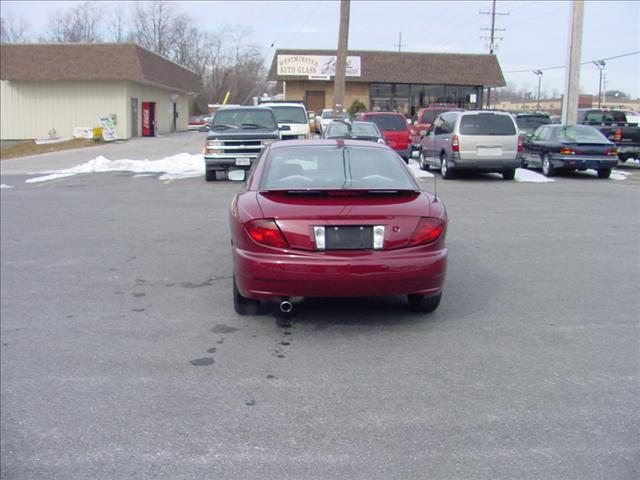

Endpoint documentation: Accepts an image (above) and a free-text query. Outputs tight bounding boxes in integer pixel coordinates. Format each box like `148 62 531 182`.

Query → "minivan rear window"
459 114 516 136
365 114 408 132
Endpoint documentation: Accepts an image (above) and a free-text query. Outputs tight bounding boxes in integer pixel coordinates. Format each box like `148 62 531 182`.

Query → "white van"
261 103 310 140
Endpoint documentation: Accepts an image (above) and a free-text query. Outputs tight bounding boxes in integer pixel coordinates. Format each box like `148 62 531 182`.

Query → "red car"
230 140 448 316
357 112 412 162
414 104 462 134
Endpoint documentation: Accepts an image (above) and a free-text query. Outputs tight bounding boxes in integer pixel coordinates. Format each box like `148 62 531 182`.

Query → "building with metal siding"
0 43 201 140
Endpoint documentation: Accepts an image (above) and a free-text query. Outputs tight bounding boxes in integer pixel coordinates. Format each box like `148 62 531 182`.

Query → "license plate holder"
325 226 373 250
236 157 251 166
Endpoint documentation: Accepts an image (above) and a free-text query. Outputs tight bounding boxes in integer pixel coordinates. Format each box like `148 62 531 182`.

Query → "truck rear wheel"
205 170 217 182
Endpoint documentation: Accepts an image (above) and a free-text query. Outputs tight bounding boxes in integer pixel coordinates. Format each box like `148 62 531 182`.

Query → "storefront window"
371 83 482 115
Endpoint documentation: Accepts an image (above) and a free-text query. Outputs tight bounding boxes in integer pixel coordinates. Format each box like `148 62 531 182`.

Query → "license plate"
325 226 373 250
236 157 250 166
477 147 503 156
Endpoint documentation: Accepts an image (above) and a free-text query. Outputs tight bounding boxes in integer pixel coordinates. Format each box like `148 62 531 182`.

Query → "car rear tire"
502 169 516 180
542 154 555 177
597 168 612 179
233 277 259 315
419 152 430 171
408 292 442 313
205 170 217 182
440 154 454 179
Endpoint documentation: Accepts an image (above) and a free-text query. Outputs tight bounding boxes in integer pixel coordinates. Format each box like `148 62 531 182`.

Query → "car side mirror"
279 125 291 131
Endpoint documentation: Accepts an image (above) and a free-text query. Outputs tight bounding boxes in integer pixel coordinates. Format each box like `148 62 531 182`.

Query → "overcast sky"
2 0 639 99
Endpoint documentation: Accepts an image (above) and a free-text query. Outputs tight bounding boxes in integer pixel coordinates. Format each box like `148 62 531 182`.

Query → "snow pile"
514 168 554 183
407 158 435 178
26 153 205 183
1 184 14 189
583 169 633 181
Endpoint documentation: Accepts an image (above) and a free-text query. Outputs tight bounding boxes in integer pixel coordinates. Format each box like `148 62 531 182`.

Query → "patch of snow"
514 168 554 183
408 158 435 178
132 173 158 178
583 169 632 181
26 153 205 183
1 184 15 189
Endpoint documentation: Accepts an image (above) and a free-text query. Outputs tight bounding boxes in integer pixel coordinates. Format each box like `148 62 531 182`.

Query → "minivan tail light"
605 148 618 156
517 136 524 153
245 219 288 248
408 218 446 247
451 135 460 152
613 129 622 142
559 147 575 155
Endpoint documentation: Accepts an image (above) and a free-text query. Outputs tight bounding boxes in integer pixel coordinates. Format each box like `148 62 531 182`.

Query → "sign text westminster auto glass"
277 55 361 77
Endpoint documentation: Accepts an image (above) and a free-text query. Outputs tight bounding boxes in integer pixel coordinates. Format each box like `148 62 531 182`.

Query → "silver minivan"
418 111 523 180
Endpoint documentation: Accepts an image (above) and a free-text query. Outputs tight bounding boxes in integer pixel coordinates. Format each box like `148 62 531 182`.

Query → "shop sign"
277 55 361 77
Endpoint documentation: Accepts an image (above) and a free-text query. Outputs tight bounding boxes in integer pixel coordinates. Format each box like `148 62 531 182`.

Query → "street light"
533 70 543 111
593 60 605 108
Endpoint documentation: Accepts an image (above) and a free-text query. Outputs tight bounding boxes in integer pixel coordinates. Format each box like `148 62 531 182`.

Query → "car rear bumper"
392 147 412 158
205 155 257 171
234 246 447 300
449 153 522 171
549 154 618 169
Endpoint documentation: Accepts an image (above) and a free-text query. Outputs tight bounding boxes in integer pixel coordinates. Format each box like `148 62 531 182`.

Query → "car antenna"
433 169 438 203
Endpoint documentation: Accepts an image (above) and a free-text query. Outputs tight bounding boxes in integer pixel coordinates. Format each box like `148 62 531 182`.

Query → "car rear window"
552 126 609 143
260 146 417 190
584 110 627 123
270 106 307 124
459 114 516 136
365 114 408 132
420 110 446 124
515 116 551 131
351 123 379 136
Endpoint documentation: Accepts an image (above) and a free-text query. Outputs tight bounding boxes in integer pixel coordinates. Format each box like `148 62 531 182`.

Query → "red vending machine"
141 102 156 136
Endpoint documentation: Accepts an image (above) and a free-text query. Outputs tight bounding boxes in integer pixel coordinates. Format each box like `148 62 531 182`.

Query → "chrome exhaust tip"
279 300 293 313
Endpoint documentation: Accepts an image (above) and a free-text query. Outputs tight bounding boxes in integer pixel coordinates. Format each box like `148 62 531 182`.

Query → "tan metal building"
268 49 506 116
0 43 201 140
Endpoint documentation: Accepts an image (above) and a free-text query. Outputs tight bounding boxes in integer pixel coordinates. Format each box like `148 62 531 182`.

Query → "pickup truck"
204 106 286 181
577 109 640 162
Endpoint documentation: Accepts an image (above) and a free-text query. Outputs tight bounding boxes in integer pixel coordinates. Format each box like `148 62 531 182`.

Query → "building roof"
268 49 506 88
0 43 201 93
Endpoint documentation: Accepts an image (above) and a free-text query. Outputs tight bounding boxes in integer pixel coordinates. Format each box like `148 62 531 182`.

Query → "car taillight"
559 147 575 155
408 218 446 247
517 136 524 153
613 129 622 142
606 148 618 156
451 135 459 152
245 219 288 248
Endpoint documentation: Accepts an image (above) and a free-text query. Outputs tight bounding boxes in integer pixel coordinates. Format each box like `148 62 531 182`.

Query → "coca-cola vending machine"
141 102 156 136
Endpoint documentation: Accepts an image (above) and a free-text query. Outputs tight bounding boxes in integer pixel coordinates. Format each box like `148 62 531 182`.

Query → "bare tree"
47 1 103 42
132 0 175 57
107 3 130 42
0 14 30 43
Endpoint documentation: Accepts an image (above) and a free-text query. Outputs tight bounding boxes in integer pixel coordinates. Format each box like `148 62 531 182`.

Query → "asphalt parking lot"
1 132 639 479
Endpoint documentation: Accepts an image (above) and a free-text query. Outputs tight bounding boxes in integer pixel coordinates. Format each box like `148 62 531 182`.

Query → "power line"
503 50 640 73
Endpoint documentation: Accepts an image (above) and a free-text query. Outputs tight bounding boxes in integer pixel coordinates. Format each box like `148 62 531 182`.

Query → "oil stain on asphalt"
190 357 215 366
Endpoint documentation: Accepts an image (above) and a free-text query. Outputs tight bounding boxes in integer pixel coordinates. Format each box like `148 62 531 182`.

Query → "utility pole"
393 32 406 52
534 70 543 110
480 0 508 109
561 0 584 125
333 0 350 118
593 60 605 108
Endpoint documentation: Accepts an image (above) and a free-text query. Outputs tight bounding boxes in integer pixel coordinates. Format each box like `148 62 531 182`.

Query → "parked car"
321 121 385 143
318 108 349 132
357 112 412 162
414 104 462 134
521 124 619 178
188 114 210 131
577 109 640 162
513 112 552 141
229 140 448 316
261 102 310 140
203 106 286 181
418 110 522 180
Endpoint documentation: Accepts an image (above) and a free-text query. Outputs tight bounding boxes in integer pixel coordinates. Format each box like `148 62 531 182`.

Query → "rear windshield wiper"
211 124 237 130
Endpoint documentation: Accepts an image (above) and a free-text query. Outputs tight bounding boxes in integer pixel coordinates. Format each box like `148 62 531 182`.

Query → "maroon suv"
357 112 411 162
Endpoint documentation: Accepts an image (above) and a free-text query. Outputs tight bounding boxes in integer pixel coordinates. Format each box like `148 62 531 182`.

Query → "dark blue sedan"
522 125 619 178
